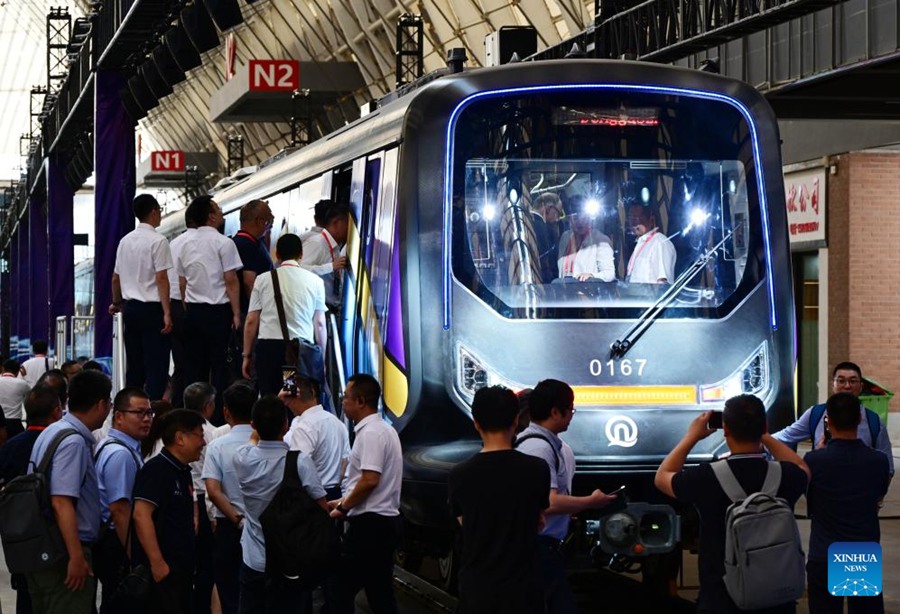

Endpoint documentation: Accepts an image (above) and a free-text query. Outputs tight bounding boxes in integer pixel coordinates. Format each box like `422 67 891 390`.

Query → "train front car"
399 59 794 571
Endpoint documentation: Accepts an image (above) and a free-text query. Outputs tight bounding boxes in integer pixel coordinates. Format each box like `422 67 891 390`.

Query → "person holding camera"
242 233 327 396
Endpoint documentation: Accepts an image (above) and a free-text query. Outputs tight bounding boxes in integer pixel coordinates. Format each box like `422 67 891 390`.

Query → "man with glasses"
94 387 152 613
516 379 618 614
109 194 173 401
133 409 207 614
26 370 112 614
232 199 275 323
773 361 894 476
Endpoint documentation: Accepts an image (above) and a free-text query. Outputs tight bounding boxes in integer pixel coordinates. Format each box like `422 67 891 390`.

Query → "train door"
339 151 401 413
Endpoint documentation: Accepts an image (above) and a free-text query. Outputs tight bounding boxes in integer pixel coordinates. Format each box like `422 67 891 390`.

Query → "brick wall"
829 151 900 410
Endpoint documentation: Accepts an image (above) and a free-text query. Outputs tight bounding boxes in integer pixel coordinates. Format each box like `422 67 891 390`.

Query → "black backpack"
0 428 79 573
259 450 339 587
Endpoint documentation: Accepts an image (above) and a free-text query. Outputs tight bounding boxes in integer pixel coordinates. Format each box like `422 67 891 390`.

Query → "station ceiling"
0 0 88 180
135 0 595 176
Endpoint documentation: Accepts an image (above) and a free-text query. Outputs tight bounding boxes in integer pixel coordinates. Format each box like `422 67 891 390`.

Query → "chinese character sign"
784 167 826 245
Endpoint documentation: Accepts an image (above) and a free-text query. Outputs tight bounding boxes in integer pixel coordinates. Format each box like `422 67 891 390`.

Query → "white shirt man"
109 194 173 401
0 363 30 431
626 205 676 284
283 381 350 499
177 225 243 307
19 351 55 388
556 229 616 282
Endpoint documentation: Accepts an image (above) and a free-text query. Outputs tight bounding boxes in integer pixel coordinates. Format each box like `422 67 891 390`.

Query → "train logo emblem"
605 416 638 448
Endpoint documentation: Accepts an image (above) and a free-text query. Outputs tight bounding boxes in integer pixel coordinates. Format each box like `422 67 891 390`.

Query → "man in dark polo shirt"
232 199 274 320
132 409 206 614
655 394 810 614
805 392 891 614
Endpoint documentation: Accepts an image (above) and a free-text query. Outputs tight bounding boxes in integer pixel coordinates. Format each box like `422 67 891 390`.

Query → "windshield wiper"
609 225 739 360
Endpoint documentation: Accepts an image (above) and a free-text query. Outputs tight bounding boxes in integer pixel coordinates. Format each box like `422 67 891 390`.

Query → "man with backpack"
655 394 810 614
773 361 893 476
25 369 113 613
0 383 63 614
233 395 327 613
93 387 152 613
515 379 617 614
805 392 891 614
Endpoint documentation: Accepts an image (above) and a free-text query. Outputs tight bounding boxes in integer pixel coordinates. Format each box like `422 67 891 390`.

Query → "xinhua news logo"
828 542 882 597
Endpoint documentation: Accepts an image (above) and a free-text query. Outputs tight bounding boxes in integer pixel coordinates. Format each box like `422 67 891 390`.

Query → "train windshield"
451 88 762 319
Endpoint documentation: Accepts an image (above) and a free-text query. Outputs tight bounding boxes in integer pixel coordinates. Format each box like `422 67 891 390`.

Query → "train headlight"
456 345 522 403
700 342 769 403
458 346 489 399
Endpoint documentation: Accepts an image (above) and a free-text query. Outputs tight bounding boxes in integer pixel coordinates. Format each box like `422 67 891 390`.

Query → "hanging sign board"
248 60 299 92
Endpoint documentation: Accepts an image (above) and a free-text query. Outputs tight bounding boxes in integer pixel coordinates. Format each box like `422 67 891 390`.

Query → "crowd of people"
0 188 892 614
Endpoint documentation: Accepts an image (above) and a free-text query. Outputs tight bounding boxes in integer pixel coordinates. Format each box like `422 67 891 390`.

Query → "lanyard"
279 261 300 268
321 230 336 261
627 229 658 275
236 231 258 245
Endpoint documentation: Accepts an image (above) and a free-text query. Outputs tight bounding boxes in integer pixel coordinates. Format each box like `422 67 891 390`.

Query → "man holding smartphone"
516 379 618 614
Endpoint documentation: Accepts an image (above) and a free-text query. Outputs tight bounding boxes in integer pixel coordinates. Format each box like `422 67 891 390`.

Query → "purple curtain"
19 212 31 357
47 155 74 358
29 196 50 346
94 71 136 361
9 230 19 357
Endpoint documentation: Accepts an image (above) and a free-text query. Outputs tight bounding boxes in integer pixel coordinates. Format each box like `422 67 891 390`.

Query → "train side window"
371 149 399 323
287 173 329 234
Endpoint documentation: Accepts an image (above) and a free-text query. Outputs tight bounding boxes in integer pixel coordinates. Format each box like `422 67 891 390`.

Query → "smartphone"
282 366 298 396
707 411 724 430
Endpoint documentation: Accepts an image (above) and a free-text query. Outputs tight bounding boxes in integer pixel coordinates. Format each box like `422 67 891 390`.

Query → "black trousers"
184 303 232 422
123 300 171 401
333 513 401 614
150 570 193 614
93 526 126 614
254 338 326 401
807 559 884 614
194 494 215 614
213 519 242 614
169 301 187 407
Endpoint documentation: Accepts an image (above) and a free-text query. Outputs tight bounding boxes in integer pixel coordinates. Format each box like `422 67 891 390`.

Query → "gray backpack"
711 461 806 611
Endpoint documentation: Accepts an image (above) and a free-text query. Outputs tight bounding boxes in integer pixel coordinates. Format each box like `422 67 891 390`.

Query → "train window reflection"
453 158 752 318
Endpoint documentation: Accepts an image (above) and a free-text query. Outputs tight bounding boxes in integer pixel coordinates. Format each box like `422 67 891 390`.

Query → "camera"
282 366 298 396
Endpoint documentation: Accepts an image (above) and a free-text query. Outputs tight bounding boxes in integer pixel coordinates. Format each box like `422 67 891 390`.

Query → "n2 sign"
150 150 184 172
249 60 299 92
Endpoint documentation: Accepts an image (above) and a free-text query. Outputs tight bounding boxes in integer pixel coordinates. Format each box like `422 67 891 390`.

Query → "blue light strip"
442 82 779 331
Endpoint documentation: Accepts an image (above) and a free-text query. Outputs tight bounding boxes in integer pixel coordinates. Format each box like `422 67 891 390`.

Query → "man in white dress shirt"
282 377 350 500
177 195 242 420
18 339 55 388
300 203 349 306
167 218 196 408
328 374 403 614
0 359 30 437
625 204 676 284
556 196 615 282
242 233 327 396
109 194 173 400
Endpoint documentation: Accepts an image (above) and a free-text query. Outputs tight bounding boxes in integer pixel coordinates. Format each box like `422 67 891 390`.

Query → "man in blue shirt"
515 379 617 614
234 395 326 613
773 361 893 476
132 409 206 614
201 381 256 614
232 199 274 320
26 369 112 614
93 387 152 613
805 392 891 614
0 383 63 614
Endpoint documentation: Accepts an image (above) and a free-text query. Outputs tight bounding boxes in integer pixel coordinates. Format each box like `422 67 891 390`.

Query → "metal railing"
55 315 68 361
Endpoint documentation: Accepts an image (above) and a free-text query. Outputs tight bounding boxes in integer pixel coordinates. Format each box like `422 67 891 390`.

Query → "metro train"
107 57 794 584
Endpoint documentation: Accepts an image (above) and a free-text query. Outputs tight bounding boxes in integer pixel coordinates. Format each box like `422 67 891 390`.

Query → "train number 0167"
589 358 647 377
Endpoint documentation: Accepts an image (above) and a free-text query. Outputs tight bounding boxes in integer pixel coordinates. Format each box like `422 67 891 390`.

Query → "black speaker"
182 3 220 54
202 0 243 31
127 74 159 113
120 88 147 122
142 61 173 99
152 43 186 87
165 24 202 72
